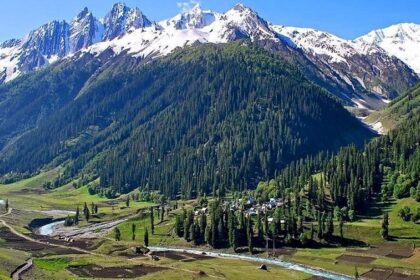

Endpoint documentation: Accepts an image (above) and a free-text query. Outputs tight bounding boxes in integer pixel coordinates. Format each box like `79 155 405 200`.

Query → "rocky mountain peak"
70 7 102 53
75 7 90 20
22 20 70 57
221 4 275 42
102 2 151 40
163 3 217 30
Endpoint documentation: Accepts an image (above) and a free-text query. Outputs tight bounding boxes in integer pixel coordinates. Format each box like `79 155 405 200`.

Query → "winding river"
150 247 352 280
37 219 352 280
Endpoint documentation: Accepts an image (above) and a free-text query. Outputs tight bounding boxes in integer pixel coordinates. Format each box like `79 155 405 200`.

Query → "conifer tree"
189 223 195 243
256 212 263 243
310 223 315 240
175 215 183 237
132 223 136 241
160 206 164 223
247 217 254 254
317 212 323 240
210 212 216 248
144 227 149 247
199 213 207 241
114 227 121 241
416 183 420 202
205 225 212 246
381 213 389 240
75 206 80 225
326 214 334 239
85 206 90 222
83 202 88 217
150 207 155 234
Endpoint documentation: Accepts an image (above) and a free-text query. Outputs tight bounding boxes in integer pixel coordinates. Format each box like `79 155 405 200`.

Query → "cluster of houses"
194 197 284 219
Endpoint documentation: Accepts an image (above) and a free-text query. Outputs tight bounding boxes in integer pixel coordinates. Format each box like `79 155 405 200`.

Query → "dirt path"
0 208 223 279
11 258 33 280
0 208 100 255
0 207 12 217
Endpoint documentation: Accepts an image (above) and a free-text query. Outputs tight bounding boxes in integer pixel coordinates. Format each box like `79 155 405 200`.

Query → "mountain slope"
261 104 420 215
365 83 420 133
274 25 419 109
0 3 418 110
356 23 420 75
0 43 374 197
0 51 111 151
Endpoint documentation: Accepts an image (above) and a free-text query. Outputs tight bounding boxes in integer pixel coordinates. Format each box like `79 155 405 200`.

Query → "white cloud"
176 0 200 12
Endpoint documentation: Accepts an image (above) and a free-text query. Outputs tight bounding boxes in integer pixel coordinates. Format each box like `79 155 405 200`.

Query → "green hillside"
0 43 374 197
366 83 420 132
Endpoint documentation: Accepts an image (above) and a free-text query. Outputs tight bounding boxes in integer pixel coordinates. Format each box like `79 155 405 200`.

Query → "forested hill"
0 43 374 197
259 98 420 215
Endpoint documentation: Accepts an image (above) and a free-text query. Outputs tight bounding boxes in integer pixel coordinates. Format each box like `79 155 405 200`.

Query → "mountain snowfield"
0 2 419 110
356 23 420 74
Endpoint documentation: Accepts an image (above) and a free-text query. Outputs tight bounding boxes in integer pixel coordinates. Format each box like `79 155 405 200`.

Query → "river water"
37 220 65 236
149 246 352 280
36 218 352 279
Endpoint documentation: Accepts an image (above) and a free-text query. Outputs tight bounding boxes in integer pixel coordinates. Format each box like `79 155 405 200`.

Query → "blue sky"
1 0 419 42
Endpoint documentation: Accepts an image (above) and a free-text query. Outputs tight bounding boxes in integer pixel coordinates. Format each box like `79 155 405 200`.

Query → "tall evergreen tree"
132 223 136 241
75 206 80 225
114 227 121 241
381 213 389 240
144 227 149 247
150 207 155 234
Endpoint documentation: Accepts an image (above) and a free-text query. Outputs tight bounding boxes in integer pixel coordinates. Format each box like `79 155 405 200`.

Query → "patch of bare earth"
336 254 376 264
150 251 214 262
362 269 420 280
67 264 167 278
0 227 82 257
266 248 297 257
350 243 414 259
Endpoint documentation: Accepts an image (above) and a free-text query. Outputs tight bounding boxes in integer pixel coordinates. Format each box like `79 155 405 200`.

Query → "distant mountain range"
0 3 419 110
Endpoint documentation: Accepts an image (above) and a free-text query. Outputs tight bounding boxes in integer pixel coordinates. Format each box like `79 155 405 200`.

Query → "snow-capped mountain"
356 23 420 74
0 2 418 111
274 26 418 108
87 4 290 59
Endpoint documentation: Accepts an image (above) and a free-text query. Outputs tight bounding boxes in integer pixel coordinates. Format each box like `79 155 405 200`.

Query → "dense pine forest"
170 98 420 250
0 43 373 198
257 93 420 216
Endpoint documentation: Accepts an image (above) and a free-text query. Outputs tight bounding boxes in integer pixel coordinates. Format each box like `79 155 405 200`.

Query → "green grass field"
1 171 420 279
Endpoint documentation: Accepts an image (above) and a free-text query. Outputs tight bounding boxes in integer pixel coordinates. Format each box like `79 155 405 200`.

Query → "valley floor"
0 170 419 280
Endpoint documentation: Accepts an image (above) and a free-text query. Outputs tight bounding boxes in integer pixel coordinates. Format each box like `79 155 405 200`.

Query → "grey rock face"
102 2 151 40
0 39 21 48
69 7 103 53
22 20 70 57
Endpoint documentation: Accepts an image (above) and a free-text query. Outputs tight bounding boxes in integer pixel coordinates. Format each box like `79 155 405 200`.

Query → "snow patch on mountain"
85 4 286 60
356 23 420 74
0 2 418 109
273 26 357 64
